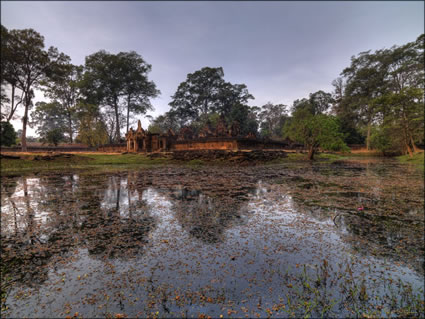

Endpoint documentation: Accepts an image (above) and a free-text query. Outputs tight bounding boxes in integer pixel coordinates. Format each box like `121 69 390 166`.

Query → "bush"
41 128 65 146
0 121 17 146
370 125 404 155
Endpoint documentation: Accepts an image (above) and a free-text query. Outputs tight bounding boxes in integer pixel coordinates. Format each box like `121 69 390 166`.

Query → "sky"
1 1 424 136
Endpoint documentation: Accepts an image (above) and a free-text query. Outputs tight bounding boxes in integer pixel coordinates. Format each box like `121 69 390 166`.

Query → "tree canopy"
1 24 422 157
169 67 254 127
284 108 349 160
0 26 68 151
81 50 159 143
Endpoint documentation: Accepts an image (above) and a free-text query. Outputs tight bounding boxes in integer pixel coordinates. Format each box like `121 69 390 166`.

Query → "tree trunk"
366 122 371 151
126 95 130 133
406 141 413 157
401 104 418 154
21 93 30 152
410 136 419 153
308 145 315 160
8 85 15 123
114 97 120 143
68 113 73 144
403 128 413 157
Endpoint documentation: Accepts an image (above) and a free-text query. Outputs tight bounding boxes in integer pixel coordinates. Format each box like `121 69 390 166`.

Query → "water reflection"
1 161 424 317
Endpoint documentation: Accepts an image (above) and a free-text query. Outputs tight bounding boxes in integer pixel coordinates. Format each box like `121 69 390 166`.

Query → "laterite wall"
172 140 238 151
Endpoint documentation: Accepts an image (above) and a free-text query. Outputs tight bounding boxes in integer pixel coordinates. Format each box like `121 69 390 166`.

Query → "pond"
1 158 424 318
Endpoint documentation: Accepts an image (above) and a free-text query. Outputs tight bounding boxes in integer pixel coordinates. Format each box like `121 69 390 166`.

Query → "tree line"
1 25 423 159
1 25 159 149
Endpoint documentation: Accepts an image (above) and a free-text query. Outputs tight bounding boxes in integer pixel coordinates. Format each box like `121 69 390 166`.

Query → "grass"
186 159 205 166
1 150 423 175
0 153 170 175
396 152 424 170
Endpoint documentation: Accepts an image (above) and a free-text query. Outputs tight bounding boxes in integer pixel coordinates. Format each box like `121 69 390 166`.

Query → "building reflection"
1 166 423 292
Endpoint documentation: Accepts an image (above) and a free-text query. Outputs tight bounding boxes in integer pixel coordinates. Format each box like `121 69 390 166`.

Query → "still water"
1 159 424 317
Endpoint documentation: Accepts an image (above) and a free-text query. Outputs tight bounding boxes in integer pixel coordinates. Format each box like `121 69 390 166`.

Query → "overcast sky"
2 1 423 135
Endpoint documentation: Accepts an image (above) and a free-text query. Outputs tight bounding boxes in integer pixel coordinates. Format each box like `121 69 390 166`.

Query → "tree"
82 50 159 142
2 27 68 151
169 67 255 131
30 101 68 143
81 51 124 142
292 90 334 115
227 103 259 136
0 121 17 146
118 51 160 133
75 103 109 147
377 34 424 155
1 25 24 123
331 77 365 144
372 87 424 156
283 108 348 160
340 50 388 150
148 111 180 133
215 82 254 118
41 128 65 146
103 107 126 144
258 103 287 138
170 67 225 125
41 61 83 143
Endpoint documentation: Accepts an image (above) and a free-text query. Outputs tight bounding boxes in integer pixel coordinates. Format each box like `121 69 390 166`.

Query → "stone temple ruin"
125 117 290 153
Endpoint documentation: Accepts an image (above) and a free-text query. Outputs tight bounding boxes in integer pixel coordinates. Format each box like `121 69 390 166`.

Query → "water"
1 158 424 317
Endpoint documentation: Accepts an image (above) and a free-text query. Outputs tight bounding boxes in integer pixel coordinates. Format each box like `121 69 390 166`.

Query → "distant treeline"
1 25 423 159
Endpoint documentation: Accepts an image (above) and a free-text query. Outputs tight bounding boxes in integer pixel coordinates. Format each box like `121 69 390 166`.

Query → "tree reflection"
1 173 157 292
290 191 424 274
78 173 155 259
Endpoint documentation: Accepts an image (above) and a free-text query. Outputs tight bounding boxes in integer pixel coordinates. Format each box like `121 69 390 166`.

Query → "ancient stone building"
125 118 291 153
126 120 171 152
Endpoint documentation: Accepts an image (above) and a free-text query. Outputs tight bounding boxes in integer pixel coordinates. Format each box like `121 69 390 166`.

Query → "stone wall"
97 144 127 152
1 146 95 152
236 138 289 150
172 139 238 151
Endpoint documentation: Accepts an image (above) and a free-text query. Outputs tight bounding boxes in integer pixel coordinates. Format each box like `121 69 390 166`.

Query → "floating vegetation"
1 158 423 317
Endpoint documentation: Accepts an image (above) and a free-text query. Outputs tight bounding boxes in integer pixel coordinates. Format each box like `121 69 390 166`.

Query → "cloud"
2 1 423 135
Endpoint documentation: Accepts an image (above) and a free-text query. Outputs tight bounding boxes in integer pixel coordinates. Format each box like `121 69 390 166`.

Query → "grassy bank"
1 151 422 175
396 152 424 170
0 153 170 175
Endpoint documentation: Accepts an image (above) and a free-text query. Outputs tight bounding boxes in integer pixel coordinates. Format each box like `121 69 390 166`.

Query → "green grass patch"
396 152 424 170
0 153 171 175
275 152 349 163
316 153 348 161
186 159 205 166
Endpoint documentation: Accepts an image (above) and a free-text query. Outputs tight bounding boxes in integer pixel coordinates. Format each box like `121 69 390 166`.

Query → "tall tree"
331 78 364 144
82 50 159 142
216 82 254 118
340 50 388 150
41 61 83 143
169 67 226 125
82 51 125 142
169 66 255 129
379 34 424 154
372 87 423 156
1 25 24 123
258 102 287 138
2 27 68 151
118 51 160 133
